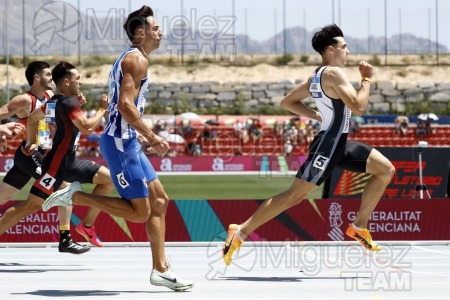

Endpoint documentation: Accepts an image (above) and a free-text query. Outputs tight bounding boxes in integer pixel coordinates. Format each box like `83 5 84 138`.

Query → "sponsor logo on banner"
4 212 59 235
160 158 192 172
328 202 344 241
212 157 244 171
160 158 172 171
347 210 422 233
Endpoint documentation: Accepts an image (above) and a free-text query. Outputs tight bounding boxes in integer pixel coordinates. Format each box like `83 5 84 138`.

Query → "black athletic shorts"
30 151 101 199
296 131 373 186
3 141 45 190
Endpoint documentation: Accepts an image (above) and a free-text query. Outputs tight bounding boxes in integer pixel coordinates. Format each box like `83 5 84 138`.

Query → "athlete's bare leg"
146 179 169 272
0 194 43 235
80 166 114 226
0 182 20 205
0 181 83 238
240 178 317 240
353 149 395 228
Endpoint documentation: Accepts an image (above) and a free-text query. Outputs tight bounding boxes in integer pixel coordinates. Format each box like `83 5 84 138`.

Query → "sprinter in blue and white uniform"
42 5 193 292
223 24 395 265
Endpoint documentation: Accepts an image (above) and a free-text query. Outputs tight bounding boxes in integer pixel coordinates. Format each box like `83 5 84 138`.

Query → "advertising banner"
327 147 450 198
0 155 307 173
1 198 449 243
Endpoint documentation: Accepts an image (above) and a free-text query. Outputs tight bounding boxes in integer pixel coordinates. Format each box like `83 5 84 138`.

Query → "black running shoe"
59 240 90 254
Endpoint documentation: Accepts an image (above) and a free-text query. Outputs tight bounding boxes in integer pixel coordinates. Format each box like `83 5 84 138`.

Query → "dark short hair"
311 24 344 55
123 5 154 42
25 61 50 86
52 61 76 86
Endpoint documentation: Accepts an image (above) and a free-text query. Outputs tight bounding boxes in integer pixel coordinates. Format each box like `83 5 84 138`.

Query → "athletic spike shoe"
59 239 90 254
150 269 194 291
42 181 83 211
346 224 382 251
222 224 243 265
76 223 103 248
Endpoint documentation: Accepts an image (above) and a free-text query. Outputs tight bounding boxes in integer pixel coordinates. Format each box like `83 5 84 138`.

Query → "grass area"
2 175 324 201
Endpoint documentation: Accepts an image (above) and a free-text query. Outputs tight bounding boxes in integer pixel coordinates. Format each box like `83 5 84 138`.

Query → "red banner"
1 198 449 243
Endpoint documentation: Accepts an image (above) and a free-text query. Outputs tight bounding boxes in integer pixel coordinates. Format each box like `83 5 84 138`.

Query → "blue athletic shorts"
100 134 158 200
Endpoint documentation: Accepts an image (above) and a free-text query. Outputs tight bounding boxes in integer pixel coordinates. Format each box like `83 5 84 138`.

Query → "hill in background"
0 0 447 57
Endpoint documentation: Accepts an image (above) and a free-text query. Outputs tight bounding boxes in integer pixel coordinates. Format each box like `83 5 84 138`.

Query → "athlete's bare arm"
72 94 107 134
118 52 169 156
0 123 25 137
281 77 322 122
322 62 372 116
0 94 32 120
21 106 45 155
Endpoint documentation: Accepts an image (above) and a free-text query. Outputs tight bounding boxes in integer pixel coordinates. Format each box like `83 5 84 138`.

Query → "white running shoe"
150 269 194 292
42 181 83 211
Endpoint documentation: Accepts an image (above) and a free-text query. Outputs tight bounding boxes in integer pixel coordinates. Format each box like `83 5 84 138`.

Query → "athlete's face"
66 69 81 98
144 16 163 51
37 68 53 90
331 37 349 67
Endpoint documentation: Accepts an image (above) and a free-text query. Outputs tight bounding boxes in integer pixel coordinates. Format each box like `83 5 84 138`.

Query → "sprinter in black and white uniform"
223 25 395 265
297 65 373 185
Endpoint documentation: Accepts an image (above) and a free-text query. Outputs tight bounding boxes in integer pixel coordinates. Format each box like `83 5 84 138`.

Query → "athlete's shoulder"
121 52 148 76
4 93 33 113
11 92 33 104
322 66 347 83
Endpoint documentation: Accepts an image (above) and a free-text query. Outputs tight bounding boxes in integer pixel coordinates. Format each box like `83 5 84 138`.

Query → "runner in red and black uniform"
0 62 52 201
0 61 114 253
0 61 93 253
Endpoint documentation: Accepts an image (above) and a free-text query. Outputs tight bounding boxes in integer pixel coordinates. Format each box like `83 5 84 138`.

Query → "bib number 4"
39 173 56 190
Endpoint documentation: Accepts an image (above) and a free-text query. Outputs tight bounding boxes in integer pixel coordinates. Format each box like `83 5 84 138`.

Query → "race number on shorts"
117 172 130 189
39 173 56 190
313 154 330 171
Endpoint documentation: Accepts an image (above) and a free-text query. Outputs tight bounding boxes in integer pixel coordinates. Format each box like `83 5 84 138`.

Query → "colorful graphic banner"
327 147 450 198
1 198 449 243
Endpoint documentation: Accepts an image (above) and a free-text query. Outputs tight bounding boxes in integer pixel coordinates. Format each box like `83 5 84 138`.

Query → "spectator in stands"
203 124 217 142
416 119 427 138
185 138 202 157
181 119 193 137
425 118 432 136
193 142 202 157
248 119 262 142
297 121 307 144
153 119 166 135
284 139 293 156
305 120 316 143
233 120 244 136
394 115 409 136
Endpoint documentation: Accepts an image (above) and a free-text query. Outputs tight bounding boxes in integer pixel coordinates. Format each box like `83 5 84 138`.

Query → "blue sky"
62 0 450 49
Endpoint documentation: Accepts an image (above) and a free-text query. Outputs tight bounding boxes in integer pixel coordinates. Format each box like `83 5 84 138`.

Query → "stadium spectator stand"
1 122 449 158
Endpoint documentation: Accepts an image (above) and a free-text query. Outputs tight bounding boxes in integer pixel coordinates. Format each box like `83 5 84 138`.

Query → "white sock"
235 225 243 241
352 223 364 231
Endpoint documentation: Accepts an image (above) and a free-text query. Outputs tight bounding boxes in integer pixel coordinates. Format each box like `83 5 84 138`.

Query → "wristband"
362 77 371 83
98 108 106 113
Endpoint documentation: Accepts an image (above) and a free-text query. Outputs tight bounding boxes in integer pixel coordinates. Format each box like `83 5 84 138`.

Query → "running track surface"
1 242 449 300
